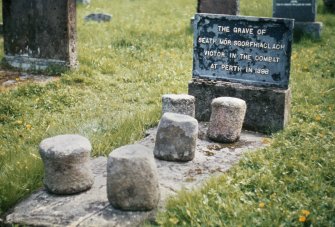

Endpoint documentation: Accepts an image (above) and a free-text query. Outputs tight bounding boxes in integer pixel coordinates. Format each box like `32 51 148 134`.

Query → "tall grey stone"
107 144 160 211
162 94 195 117
39 134 93 195
207 97 246 143
3 0 77 70
154 113 198 162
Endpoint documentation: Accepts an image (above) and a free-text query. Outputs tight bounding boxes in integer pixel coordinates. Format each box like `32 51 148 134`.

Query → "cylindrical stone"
154 112 198 162
39 134 94 195
107 144 160 211
207 97 246 143
162 94 195 117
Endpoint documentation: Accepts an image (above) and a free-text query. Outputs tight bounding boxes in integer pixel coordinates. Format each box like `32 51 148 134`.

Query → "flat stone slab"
4 122 267 227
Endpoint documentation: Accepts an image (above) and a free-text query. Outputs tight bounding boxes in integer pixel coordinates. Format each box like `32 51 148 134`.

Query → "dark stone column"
3 0 77 70
197 0 240 15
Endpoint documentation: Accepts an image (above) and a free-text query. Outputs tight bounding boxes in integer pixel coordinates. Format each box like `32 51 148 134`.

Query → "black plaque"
273 0 316 22
193 13 294 89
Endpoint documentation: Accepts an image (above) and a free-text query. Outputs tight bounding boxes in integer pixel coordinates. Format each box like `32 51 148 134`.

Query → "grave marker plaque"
193 14 294 89
189 13 293 133
3 0 77 70
273 0 316 22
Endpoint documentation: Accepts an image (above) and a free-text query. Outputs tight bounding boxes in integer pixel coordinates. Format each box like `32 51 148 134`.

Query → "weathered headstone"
273 0 323 39
85 13 112 22
324 0 335 13
2 0 77 70
189 14 293 133
197 0 240 15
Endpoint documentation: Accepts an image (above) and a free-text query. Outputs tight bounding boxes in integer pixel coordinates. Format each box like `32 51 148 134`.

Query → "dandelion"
315 115 321 121
15 77 20 81
299 215 306 223
259 202 265 208
26 124 32 130
302 209 310 217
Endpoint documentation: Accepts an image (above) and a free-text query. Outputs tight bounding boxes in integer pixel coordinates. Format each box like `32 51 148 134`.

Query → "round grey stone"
154 112 198 162
39 134 94 195
107 144 160 211
207 97 246 143
162 94 195 117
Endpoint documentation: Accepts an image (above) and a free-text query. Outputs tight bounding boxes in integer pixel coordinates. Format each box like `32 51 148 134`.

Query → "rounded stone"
207 97 247 143
39 134 94 195
107 144 160 211
162 94 195 117
154 112 198 162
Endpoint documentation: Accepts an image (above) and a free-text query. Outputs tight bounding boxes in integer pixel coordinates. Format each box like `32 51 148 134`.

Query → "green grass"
0 0 334 226
155 1 335 226
0 0 195 214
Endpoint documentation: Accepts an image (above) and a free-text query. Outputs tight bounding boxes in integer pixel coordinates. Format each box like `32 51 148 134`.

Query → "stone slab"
2 0 77 70
197 0 240 15
4 123 267 227
273 0 317 22
295 22 323 39
188 79 291 133
193 14 294 89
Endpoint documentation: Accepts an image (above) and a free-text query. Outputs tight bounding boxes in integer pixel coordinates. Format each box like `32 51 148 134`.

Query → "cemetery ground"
0 0 334 226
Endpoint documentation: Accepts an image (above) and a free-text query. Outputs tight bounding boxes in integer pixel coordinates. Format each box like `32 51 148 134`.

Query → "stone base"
188 79 291 134
4 55 77 71
295 22 323 39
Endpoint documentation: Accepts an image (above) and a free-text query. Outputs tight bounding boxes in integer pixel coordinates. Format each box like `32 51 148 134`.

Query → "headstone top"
212 97 246 107
273 0 317 22
193 13 294 89
197 0 240 15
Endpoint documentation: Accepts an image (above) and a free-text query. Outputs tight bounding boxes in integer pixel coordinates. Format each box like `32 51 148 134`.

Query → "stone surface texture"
77 0 90 4
197 0 240 15
84 13 112 22
3 0 77 70
324 0 335 12
39 134 94 195
207 97 246 142
5 123 268 227
273 0 316 22
154 113 198 162
162 94 195 117
189 79 291 134
295 22 323 39
107 144 160 211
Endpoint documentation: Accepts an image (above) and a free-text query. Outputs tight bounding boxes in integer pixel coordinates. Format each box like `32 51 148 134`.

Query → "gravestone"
2 0 77 70
197 0 240 15
323 0 335 13
189 14 294 133
273 0 322 39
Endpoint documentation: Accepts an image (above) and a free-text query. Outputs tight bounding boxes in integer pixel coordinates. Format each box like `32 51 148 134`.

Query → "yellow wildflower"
299 216 306 223
315 115 321 121
259 202 265 208
302 210 310 217
16 120 23 125
26 124 32 130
